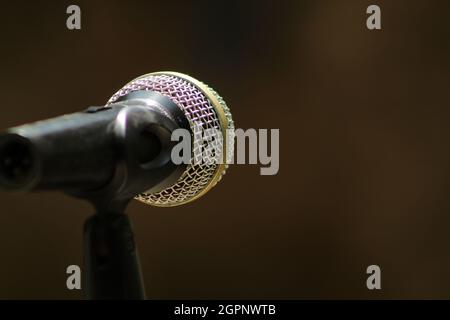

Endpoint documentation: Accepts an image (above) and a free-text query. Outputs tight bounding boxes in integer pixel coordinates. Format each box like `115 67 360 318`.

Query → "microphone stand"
83 209 146 299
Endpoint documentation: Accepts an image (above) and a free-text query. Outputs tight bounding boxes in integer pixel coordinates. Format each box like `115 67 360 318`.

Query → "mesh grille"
107 73 233 206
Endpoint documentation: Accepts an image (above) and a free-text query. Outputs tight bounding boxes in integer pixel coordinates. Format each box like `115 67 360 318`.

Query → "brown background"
0 0 449 299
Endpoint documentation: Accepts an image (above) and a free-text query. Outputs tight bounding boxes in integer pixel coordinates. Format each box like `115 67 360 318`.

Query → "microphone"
0 71 235 208
0 71 235 299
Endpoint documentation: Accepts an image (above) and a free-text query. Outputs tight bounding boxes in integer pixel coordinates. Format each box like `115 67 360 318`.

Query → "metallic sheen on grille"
106 72 234 207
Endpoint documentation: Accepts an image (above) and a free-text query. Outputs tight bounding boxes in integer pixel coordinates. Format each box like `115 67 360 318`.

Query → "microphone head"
107 72 234 207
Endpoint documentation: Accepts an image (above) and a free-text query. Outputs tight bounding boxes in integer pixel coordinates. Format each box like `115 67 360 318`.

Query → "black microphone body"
0 105 121 192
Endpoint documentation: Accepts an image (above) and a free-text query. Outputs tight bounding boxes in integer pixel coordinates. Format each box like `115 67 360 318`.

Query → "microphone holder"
77 93 187 299
76 94 187 299
0 91 189 299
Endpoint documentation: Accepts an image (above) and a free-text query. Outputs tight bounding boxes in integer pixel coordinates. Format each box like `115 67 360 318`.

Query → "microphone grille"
107 72 234 207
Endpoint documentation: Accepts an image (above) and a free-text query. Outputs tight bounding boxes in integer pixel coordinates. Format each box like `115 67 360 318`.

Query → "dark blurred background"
0 0 449 299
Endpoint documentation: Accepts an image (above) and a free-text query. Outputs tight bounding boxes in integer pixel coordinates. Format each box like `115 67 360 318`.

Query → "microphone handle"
0 105 123 192
83 211 146 299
